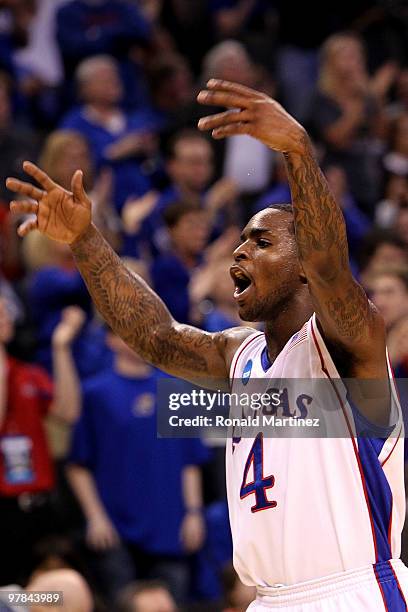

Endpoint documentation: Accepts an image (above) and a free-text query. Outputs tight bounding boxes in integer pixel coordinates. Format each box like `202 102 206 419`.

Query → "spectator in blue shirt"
253 154 291 214
66 328 209 605
23 231 110 379
61 55 162 212
56 0 152 106
151 202 211 324
122 129 238 258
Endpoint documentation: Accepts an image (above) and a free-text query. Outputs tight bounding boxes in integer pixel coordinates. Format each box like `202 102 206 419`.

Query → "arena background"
0 1 408 610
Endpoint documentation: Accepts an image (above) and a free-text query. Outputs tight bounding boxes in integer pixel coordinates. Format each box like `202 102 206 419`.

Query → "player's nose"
233 241 250 261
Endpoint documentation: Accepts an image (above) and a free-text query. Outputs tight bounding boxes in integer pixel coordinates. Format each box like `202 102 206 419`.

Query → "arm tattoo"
325 285 371 341
284 136 374 342
71 225 227 379
284 136 349 273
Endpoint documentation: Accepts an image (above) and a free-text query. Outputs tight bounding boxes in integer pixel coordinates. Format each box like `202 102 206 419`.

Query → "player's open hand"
6 161 92 244
197 79 307 155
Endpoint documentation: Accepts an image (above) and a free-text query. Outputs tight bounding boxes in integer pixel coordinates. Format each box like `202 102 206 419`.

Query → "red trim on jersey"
381 424 402 468
388 561 408 608
310 320 379 562
374 564 390 611
230 333 263 381
387 353 402 404
381 354 403 468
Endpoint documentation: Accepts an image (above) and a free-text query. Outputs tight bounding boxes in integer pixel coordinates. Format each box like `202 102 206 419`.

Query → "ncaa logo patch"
242 359 253 385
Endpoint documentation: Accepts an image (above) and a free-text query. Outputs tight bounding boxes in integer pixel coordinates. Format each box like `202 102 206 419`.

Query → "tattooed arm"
197 79 386 373
6 162 252 385
70 224 249 382
282 139 385 359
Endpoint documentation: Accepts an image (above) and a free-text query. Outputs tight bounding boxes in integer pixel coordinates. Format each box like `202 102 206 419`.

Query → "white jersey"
226 314 405 591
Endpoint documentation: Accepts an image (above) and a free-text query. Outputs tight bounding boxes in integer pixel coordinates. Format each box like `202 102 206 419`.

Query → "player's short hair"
267 202 293 214
266 203 295 235
163 201 202 228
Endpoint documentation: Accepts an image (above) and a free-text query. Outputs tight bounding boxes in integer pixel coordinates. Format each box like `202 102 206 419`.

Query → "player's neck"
264 294 313 359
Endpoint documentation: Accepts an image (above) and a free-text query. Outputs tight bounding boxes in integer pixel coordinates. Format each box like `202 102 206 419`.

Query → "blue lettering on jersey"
242 360 253 385
262 388 313 419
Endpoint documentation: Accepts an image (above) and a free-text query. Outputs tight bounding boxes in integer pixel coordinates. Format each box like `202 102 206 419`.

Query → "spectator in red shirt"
0 300 84 586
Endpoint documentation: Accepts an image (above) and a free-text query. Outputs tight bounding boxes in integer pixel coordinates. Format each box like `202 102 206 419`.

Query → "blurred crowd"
1 0 408 610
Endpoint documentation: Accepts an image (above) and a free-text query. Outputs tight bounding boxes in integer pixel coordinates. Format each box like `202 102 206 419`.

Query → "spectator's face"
329 38 365 79
368 243 408 271
370 275 408 328
82 64 123 106
214 51 254 87
170 210 209 256
133 587 177 612
169 139 213 192
53 138 93 190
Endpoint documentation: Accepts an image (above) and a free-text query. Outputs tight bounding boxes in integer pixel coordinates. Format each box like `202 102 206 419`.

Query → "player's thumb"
71 170 90 207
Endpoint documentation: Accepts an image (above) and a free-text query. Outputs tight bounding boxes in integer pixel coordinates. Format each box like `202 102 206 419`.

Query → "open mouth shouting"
230 265 253 300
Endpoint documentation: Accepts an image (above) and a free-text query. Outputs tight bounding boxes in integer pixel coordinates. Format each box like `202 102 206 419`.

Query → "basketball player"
7 79 408 610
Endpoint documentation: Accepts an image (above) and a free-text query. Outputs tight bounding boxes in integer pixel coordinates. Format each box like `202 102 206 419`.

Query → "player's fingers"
23 161 57 191
17 217 38 237
211 122 251 139
10 199 39 215
197 89 251 110
206 78 262 98
198 109 251 131
71 169 91 208
6 177 44 200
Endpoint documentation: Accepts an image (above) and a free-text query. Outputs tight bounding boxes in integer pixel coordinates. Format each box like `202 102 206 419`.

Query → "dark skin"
6 79 388 423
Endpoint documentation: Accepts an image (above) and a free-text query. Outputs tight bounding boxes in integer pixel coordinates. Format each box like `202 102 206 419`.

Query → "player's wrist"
69 222 96 249
285 127 310 156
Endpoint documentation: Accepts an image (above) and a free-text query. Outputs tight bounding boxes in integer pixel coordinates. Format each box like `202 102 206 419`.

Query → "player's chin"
237 303 263 322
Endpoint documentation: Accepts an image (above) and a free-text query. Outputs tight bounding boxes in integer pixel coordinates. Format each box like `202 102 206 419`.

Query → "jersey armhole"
229 332 264 384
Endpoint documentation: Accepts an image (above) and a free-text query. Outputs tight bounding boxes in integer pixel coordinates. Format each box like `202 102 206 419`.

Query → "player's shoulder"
216 326 263 371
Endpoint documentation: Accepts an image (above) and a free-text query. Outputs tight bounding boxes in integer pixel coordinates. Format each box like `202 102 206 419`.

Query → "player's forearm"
70 223 173 365
284 135 350 282
70 224 225 379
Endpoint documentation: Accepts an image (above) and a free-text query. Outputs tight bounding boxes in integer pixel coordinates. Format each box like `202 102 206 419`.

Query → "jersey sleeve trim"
229 332 264 384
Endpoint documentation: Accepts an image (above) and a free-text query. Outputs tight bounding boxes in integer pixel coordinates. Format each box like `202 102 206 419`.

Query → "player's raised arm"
197 80 386 367
6 162 249 385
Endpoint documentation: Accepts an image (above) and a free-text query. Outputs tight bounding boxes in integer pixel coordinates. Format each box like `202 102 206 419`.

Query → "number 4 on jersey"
240 433 277 513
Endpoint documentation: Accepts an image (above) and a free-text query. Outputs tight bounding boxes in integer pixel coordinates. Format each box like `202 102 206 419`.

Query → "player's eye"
257 239 270 248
